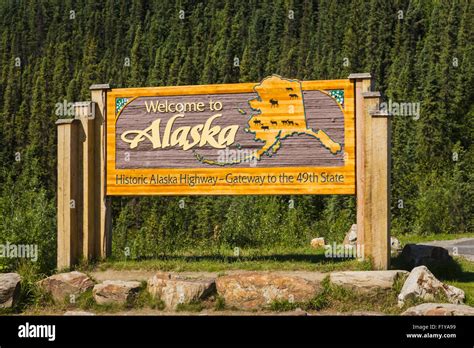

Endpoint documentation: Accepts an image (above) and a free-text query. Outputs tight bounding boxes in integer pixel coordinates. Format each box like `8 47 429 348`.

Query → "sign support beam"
349 73 391 270
90 84 112 259
56 87 111 269
74 102 95 261
56 119 81 270
56 75 390 271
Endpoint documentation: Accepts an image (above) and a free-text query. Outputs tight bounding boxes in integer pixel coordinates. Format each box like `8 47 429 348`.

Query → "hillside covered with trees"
0 0 472 273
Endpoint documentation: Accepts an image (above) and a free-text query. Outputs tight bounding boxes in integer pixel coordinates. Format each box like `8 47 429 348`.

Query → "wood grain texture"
355 80 366 248
353 83 390 270
56 120 80 269
106 78 355 195
370 115 390 269
78 113 94 260
115 91 344 168
91 89 112 258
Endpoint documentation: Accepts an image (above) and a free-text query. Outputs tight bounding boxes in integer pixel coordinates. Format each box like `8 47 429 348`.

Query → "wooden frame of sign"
55 74 390 270
106 76 355 196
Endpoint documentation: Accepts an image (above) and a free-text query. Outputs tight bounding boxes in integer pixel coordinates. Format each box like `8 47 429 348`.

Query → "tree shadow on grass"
131 253 357 265
391 253 474 283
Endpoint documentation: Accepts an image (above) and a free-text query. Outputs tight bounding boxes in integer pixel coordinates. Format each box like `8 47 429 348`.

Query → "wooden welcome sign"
106 75 355 195
56 73 390 270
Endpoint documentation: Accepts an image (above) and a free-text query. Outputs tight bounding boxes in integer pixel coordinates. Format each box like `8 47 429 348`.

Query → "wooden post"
369 107 391 269
57 86 111 269
350 73 373 257
349 73 390 270
75 102 95 260
56 119 81 269
90 84 112 259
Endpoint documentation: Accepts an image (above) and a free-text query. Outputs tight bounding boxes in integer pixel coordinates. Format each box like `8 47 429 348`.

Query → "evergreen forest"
0 0 472 273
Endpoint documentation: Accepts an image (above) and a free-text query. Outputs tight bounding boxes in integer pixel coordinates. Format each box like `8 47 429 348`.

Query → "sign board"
58 73 390 269
106 75 355 195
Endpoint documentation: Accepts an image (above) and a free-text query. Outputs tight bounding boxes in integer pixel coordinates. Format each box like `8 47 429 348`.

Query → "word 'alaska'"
121 114 238 150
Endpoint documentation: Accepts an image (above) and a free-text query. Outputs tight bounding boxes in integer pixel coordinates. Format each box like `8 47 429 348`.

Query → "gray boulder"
93 280 142 305
343 224 358 246
391 237 402 252
398 266 464 306
402 303 474 316
401 244 451 266
330 270 408 294
148 272 215 309
0 273 21 308
37 271 94 303
215 271 322 309
64 310 96 316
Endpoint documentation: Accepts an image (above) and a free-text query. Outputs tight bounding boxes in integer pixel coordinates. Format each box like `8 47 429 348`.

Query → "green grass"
435 257 474 307
267 274 458 315
214 296 226 311
18 280 166 315
7 236 474 315
98 246 372 273
134 285 165 310
391 253 474 307
74 289 127 313
393 233 474 306
269 299 299 311
99 233 473 273
268 276 406 314
74 282 167 313
396 232 474 245
176 301 204 312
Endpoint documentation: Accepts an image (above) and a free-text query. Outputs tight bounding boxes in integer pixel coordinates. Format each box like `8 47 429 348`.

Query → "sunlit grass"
97 246 372 273
396 232 474 245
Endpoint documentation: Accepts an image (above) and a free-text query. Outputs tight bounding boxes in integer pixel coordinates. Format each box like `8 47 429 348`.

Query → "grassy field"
394 255 474 307
4 233 472 316
94 233 474 273
393 232 474 306
94 236 474 308
395 232 474 245
443 258 474 307
96 247 372 273
391 252 474 307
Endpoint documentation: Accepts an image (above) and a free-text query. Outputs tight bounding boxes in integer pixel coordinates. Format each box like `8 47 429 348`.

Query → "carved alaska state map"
197 75 342 165
107 75 354 195
246 75 341 159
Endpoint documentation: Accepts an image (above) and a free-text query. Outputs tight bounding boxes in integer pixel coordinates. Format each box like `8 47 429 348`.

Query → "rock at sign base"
400 244 451 267
147 272 216 309
391 237 402 252
330 270 409 294
37 271 94 303
343 224 357 246
280 308 308 316
402 303 474 316
0 273 21 308
93 280 142 305
310 237 325 248
397 266 464 307
216 272 321 309
64 310 96 316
